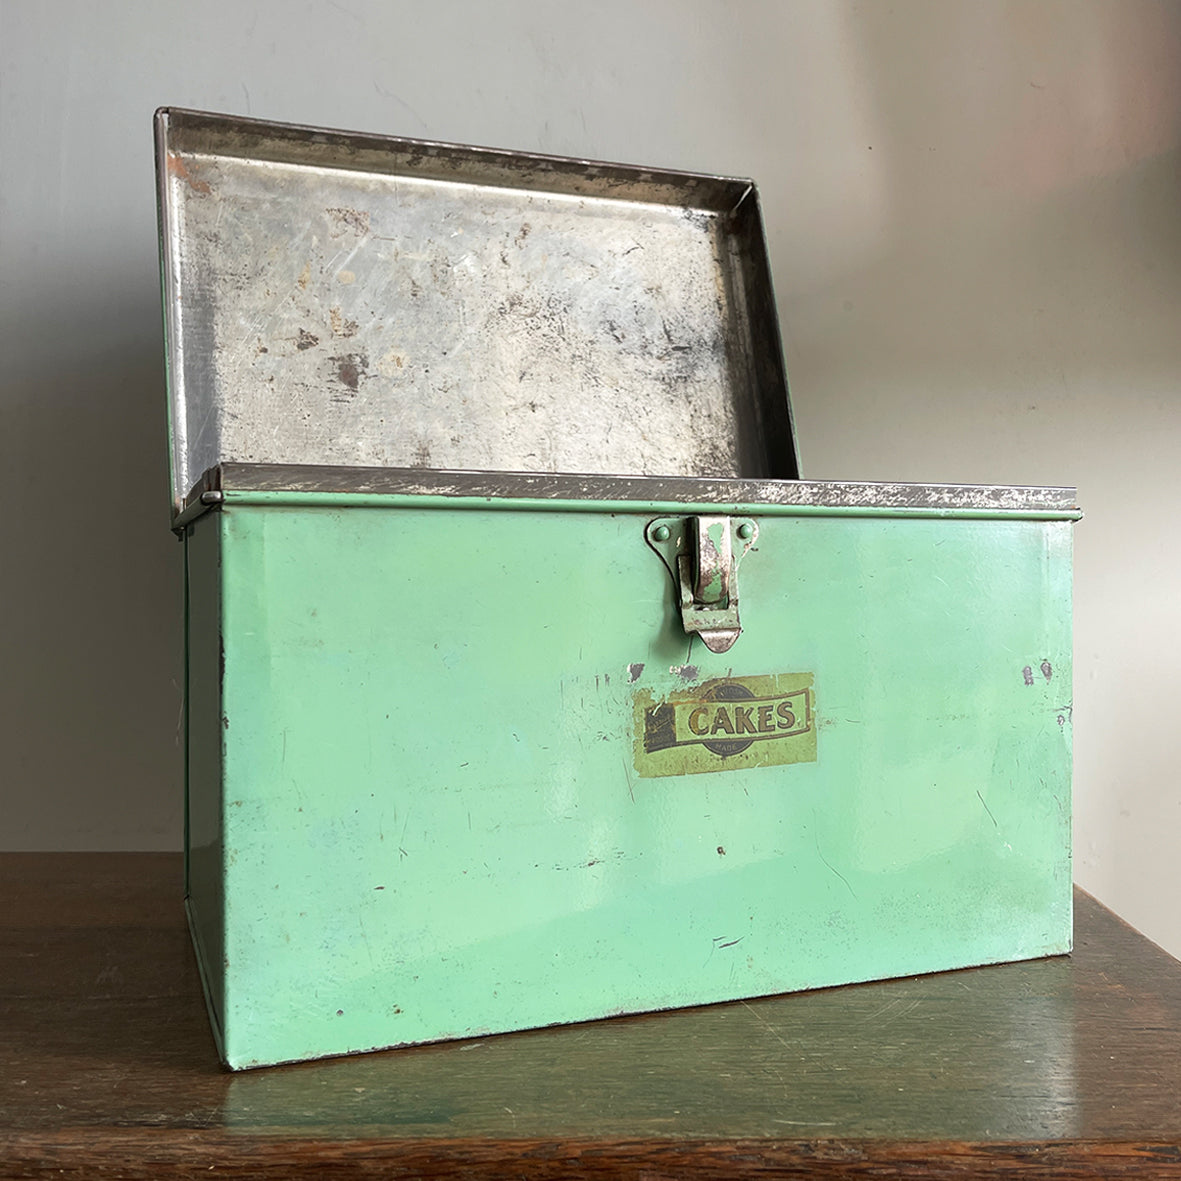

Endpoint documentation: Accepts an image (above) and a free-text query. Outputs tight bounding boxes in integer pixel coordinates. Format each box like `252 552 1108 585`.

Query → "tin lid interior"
156 109 799 512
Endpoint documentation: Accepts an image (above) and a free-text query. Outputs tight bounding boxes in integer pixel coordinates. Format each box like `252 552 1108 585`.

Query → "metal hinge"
172 490 224 534
645 515 758 653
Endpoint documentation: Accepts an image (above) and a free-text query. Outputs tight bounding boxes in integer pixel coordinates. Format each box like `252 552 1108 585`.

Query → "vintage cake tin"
157 108 1079 1069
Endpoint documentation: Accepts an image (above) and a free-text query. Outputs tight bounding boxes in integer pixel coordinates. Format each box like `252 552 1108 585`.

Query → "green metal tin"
160 110 1078 1070
185 491 1074 1069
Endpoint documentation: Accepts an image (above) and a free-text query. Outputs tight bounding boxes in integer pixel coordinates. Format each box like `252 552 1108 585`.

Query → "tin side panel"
157 110 797 511
184 513 226 1050
214 501 1071 1069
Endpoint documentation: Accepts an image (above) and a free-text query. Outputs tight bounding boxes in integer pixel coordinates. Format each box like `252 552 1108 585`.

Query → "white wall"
2 1 1179 955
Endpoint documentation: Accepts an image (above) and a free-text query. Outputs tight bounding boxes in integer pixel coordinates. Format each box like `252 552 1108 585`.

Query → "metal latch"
645 516 758 654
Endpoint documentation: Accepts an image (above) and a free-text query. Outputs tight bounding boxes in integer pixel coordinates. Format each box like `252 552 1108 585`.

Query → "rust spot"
717 846 726 856
297 262 311 291
326 206 371 236
330 307 359 337
166 152 212 195
330 353 368 392
296 328 319 350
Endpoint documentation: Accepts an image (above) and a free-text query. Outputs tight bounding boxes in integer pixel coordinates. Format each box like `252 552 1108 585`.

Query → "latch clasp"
645 515 758 654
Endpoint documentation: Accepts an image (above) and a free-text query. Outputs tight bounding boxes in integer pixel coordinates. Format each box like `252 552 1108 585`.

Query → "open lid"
155 109 799 516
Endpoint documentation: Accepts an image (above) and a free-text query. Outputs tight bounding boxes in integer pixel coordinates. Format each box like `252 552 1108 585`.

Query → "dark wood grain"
2 854 1180 1177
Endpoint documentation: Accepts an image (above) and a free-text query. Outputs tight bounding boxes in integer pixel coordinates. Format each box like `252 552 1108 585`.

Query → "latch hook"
645 515 758 654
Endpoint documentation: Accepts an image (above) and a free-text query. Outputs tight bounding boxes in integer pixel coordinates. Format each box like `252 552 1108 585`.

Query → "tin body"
159 111 1078 1069
184 477 1074 1069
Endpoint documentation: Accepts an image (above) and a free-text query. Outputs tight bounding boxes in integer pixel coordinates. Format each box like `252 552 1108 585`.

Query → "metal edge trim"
736 188 799 479
155 107 755 208
220 490 1080 521
198 464 1080 516
156 109 186 516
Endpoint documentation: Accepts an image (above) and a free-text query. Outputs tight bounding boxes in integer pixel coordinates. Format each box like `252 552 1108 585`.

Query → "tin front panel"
195 502 1072 1068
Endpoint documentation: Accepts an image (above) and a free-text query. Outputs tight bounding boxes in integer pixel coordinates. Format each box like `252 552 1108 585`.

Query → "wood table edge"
3 1131 1181 1179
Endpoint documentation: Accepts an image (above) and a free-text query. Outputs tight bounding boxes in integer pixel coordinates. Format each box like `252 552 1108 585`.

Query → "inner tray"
156 109 798 513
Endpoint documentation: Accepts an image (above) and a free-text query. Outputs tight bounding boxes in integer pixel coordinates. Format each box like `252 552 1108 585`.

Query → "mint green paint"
186 496 1073 1069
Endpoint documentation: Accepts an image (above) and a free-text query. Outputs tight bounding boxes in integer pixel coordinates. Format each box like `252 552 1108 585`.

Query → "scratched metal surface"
195 463 1079 513
156 109 796 513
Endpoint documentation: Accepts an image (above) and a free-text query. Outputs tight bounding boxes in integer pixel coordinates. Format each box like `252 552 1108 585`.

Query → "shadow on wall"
709 0 1181 485
2 293 182 848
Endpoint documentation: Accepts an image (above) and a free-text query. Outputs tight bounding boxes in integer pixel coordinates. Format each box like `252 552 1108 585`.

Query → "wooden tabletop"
1 855 1180 1178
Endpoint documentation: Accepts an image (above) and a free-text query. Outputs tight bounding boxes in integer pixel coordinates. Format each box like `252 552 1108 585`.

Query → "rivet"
737 522 755 540
651 525 671 542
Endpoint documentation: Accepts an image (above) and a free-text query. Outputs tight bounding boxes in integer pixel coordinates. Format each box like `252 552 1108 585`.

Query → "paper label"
633 673 816 778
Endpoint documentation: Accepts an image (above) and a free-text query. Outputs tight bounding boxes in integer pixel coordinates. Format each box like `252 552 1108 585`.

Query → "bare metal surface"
200 462 1080 513
691 515 734 606
157 109 796 512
